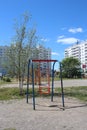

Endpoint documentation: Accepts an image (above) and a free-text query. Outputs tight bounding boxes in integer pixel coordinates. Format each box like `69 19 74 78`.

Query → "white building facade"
65 41 87 69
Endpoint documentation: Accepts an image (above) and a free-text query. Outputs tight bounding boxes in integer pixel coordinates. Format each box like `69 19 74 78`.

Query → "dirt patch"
0 97 87 130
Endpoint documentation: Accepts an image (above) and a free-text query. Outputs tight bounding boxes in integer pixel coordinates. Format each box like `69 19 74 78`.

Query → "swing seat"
39 84 50 94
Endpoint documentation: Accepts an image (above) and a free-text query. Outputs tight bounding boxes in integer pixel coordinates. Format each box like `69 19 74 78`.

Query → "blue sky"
0 0 87 62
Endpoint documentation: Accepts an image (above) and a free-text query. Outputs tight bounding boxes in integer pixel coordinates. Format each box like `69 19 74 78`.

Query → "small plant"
4 128 16 130
5 77 11 82
2 77 11 82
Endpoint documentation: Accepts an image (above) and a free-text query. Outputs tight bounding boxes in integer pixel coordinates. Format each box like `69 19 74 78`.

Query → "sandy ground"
0 80 87 130
0 97 87 130
1 79 87 88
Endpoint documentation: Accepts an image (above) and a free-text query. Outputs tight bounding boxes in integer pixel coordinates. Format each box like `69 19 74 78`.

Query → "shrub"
2 77 11 82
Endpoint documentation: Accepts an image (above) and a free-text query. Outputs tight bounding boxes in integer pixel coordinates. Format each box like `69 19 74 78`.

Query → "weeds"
0 86 87 102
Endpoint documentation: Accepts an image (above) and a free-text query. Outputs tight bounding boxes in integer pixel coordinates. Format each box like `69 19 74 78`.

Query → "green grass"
0 80 11 85
4 128 16 130
64 86 87 102
0 87 46 100
0 87 25 100
0 86 87 102
55 86 87 102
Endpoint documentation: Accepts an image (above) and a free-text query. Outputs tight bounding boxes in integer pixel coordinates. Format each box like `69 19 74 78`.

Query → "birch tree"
7 13 38 95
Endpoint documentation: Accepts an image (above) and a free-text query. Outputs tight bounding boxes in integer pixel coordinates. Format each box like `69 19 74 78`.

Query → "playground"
0 59 87 130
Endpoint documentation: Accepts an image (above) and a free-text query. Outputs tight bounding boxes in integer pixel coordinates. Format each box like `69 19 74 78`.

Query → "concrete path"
0 79 87 88
54 79 87 87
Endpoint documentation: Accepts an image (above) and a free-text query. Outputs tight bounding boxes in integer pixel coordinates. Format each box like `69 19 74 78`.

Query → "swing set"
26 59 65 110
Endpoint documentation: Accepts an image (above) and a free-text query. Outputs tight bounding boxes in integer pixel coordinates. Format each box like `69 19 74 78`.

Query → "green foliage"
5 13 38 95
2 77 11 82
61 57 81 78
6 13 38 78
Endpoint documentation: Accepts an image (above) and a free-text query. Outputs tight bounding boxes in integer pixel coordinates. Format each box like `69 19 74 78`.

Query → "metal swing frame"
26 59 65 110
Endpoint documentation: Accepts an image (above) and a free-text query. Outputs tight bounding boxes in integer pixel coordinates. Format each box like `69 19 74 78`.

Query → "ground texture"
0 97 87 130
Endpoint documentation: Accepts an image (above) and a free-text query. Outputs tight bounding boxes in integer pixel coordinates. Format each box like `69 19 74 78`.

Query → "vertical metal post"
26 59 31 103
80 66 82 79
32 61 35 110
51 62 56 102
60 62 65 109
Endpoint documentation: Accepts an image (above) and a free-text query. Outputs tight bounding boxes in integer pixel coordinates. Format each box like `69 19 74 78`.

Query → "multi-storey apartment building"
0 45 51 75
65 41 87 69
0 46 8 75
32 44 51 73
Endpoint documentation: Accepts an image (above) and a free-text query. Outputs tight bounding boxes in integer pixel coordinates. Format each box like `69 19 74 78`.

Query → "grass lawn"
0 80 11 85
0 86 87 102
63 86 87 102
0 87 25 100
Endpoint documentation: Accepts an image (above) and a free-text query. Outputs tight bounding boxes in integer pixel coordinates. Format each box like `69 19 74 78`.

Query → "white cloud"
52 52 59 56
58 35 65 39
40 38 50 42
68 27 83 33
57 37 79 44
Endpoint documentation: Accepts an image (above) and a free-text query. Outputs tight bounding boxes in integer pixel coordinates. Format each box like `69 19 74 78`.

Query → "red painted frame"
32 59 57 62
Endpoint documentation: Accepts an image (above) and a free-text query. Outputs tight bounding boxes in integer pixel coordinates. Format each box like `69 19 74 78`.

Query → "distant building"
65 41 87 70
0 45 52 75
32 44 51 73
0 46 8 75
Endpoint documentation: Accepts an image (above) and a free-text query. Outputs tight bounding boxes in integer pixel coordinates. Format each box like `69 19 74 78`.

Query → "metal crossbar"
32 59 58 62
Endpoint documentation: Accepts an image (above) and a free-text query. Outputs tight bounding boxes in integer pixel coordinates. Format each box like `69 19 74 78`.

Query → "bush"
6 77 11 82
3 77 11 82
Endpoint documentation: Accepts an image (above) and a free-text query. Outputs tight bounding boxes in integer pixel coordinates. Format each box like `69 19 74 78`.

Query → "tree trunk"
19 76 23 95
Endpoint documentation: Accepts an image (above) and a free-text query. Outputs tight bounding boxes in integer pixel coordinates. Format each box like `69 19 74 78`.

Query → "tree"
6 13 38 95
61 57 81 78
